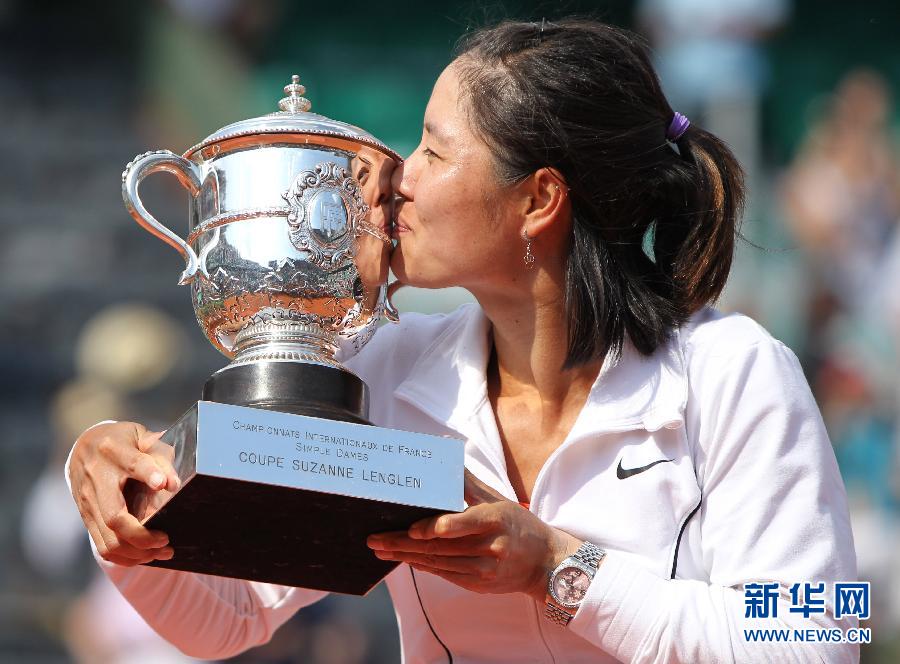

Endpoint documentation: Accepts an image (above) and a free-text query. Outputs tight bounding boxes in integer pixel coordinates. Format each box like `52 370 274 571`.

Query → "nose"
391 153 417 201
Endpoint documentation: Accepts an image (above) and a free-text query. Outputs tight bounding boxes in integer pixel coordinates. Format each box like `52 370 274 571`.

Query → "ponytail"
653 126 745 315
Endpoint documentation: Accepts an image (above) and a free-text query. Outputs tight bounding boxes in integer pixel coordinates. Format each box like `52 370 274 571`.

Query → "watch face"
551 566 591 607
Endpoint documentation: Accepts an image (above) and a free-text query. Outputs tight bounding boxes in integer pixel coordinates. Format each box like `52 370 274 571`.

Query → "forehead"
423 64 468 140
423 63 500 178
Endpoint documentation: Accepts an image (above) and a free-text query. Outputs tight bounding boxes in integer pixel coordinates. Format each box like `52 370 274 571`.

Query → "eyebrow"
424 121 453 145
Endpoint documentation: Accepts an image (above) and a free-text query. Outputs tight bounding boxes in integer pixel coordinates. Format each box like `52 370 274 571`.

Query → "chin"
389 250 453 290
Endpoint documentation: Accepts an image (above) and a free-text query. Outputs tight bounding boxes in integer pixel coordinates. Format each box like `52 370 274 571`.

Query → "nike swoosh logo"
616 457 674 479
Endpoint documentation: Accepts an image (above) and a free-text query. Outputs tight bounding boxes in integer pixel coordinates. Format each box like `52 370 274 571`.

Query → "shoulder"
678 305 799 373
676 306 815 425
676 306 817 434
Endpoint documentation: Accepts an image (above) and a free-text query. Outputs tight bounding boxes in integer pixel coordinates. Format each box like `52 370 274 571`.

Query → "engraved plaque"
138 401 465 595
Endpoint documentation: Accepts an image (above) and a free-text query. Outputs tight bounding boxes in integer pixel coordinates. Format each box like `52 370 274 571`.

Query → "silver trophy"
121 76 463 595
123 75 400 421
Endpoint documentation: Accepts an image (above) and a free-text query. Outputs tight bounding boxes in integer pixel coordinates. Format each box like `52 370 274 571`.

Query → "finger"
409 565 486 592
96 544 172 567
85 521 122 563
79 483 131 559
374 551 494 579
89 516 171 563
139 432 182 491
368 533 491 556
136 429 163 453
125 421 149 441
96 512 167 559
76 446 170 551
101 553 161 567
120 447 173 492
92 536 147 566
464 468 506 506
96 475 169 550
95 426 171 492
111 510 171 550
409 504 500 540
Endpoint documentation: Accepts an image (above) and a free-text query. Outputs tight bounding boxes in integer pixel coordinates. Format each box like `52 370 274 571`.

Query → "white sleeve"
64 427 328 660
570 340 859 663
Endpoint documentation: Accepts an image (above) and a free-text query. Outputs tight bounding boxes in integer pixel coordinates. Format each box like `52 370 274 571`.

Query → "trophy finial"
279 74 312 113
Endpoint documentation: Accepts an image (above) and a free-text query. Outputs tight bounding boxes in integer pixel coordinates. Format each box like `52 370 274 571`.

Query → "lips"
392 197 411 236
391 216 411 236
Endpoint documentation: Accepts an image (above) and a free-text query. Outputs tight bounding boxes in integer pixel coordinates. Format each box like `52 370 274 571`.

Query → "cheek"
391 227 514 290
415 171 462 224
392 169 518 287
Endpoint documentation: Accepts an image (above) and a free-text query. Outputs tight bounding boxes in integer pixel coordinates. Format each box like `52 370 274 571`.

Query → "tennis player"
66 19 858 663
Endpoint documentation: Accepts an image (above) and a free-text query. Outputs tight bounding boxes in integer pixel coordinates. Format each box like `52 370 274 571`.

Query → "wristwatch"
544 541 606 626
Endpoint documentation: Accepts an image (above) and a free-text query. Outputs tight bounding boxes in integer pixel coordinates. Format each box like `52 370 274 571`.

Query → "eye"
422 147 439 160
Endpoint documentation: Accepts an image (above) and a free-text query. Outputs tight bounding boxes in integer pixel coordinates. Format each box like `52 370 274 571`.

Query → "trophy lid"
183 74 401 162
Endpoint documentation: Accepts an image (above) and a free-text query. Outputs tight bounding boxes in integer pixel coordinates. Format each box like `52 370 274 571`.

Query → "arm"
65 423 328 660
568 339 858 663
87 551 327 659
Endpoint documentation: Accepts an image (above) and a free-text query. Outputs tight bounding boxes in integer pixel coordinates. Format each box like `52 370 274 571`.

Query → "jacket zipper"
529 418 646 513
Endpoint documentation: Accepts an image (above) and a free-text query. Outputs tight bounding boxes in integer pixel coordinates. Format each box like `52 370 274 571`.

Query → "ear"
520 167 570 240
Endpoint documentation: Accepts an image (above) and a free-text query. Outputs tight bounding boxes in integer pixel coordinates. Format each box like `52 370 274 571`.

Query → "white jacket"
72 304 858 663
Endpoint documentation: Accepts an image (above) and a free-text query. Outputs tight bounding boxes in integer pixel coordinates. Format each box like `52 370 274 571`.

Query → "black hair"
453 18 745 367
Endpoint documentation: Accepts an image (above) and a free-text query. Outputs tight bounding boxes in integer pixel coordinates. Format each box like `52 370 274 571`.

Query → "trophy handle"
122 150 203 285
384 280 404 323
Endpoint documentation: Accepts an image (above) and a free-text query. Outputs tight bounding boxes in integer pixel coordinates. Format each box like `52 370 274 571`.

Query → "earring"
523 230 535 269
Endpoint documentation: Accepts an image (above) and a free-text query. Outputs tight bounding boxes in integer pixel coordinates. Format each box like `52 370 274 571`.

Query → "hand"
68 422 181 567
367 469 582 602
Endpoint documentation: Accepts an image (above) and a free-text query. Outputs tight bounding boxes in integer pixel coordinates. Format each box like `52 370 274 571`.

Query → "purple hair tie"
666 112 690 142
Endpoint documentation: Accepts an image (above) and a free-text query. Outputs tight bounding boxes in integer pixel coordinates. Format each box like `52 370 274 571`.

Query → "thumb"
136 428 164 453
464 468 506 505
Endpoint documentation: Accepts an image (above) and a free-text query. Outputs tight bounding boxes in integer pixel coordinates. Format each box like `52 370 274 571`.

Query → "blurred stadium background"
2 0 899 661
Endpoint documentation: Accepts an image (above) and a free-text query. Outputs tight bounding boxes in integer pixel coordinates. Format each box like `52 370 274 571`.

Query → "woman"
67 19 857 663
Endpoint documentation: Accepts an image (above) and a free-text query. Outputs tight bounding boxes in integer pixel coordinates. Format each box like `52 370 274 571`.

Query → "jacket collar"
393 304 688 437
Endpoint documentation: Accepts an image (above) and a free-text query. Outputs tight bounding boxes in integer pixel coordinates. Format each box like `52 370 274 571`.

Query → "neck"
475 271 602 406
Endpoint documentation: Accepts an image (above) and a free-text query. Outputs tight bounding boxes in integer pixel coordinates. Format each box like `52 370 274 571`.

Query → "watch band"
572 541 605 570
544 541 606 626
545 602 575 627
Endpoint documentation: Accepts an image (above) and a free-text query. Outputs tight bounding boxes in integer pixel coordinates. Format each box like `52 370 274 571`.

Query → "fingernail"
374 550 393 560
367 536 384 550
158 547 174 559
150 472 165 488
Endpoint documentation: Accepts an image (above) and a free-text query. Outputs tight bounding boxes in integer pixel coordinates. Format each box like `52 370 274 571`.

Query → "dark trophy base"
202 361 370 423
133 361 464 596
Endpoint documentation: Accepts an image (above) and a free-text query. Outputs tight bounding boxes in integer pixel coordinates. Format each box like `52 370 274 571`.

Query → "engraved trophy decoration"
121 76 463 595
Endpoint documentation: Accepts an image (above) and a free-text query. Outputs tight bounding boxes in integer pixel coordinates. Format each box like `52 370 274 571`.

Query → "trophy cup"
121 76 464 595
